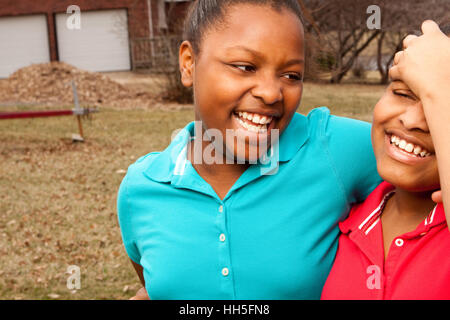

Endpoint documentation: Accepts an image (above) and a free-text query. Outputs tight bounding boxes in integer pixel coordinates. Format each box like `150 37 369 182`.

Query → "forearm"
422 92 450 225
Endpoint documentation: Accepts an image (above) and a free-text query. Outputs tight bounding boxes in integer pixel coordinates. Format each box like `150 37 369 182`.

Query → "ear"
179 41 195 88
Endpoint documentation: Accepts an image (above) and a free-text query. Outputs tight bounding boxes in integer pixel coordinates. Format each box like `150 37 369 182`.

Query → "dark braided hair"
183 0 304 55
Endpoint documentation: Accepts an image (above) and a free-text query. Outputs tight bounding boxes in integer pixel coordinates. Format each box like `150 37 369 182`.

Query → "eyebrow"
225 45 304 67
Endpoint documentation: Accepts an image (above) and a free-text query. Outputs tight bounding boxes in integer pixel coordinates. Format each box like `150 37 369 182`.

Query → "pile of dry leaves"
0 62 156 109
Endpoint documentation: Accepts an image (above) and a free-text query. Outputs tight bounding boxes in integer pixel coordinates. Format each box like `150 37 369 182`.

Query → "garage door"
55 9 131 72
0 15 50 78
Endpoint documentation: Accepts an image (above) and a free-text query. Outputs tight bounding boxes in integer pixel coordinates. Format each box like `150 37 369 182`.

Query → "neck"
187 135 250 181
390 187 435 221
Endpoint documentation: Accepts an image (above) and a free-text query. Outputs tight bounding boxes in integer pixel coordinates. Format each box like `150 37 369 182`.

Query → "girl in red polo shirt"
321 21 450 300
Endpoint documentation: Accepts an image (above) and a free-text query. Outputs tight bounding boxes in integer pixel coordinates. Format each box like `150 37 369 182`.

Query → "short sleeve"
117 172 141 264
324 113 382 205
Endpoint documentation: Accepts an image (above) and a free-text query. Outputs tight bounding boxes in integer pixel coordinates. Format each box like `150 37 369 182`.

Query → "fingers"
393 51 403 65
432 190 443 204
421 20 440 35
388 65 400 81
401 20 441 51
402 34 417 49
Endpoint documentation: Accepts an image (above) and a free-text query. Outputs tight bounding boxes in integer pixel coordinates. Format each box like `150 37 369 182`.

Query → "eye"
232 64 256 72
283 73 303 81
393 91 415 100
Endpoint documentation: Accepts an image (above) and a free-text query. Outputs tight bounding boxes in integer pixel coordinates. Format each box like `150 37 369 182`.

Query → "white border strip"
359 200 384 230
365 217 380 235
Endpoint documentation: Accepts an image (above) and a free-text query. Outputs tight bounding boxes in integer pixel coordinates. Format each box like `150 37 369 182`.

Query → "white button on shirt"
218 205 223 213
220 234 226 242
395 238 404 247
222 268 229 276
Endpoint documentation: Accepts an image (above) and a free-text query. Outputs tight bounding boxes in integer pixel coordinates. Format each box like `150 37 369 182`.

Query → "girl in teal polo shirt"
117 0 381 300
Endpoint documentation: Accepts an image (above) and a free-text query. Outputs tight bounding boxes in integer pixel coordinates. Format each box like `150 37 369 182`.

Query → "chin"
379 168 438 194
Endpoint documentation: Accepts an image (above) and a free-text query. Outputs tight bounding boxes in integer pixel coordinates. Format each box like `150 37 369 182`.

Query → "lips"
385 133 434 165
389 134 431 158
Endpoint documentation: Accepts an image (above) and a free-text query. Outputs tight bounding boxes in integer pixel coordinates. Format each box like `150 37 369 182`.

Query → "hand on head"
389 20 450 101
388 20 450 207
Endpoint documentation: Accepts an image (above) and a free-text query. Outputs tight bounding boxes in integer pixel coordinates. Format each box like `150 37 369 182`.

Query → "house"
0 0 192 78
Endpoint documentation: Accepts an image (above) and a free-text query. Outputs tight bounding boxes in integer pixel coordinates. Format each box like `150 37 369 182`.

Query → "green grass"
0 82 385 299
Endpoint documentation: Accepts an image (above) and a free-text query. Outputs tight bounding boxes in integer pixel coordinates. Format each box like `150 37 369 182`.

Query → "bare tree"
302 0 381 83
375 0 450 84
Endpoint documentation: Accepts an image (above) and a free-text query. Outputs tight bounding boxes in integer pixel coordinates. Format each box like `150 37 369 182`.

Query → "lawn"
0 82 386 299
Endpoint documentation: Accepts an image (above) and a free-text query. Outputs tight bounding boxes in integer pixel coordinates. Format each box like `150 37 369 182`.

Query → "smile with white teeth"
389 134 431 158
234 111 273 133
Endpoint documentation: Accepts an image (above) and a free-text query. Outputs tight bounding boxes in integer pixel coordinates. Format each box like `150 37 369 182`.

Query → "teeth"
236 115 267 133
405 143 414 153
235 111 273 127
259 116 267 124
413 146 421 155
389 134 431 158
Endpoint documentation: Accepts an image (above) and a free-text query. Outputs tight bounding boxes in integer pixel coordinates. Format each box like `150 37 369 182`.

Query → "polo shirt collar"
339 181 395 235
143 113 309 186
340 181 447 266
340 182 447 235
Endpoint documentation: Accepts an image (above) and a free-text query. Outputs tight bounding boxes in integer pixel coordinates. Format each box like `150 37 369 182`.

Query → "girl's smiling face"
179 3 305 162
372 80 440 192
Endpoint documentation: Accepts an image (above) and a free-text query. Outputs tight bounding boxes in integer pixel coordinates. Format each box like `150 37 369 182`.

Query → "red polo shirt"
321 181 450 300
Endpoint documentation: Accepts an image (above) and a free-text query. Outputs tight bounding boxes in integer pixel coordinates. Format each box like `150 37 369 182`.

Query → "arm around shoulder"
325 115 381 205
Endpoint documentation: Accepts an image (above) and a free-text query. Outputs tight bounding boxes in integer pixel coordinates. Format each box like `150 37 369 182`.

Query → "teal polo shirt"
117 107 381 300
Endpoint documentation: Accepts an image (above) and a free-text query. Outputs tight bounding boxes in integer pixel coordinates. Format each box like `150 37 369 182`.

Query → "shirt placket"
215 201 235 299
383 236 406 299
351 226 385 299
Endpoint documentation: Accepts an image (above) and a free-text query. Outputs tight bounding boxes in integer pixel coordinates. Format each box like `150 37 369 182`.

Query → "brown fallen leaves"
0 62 156 109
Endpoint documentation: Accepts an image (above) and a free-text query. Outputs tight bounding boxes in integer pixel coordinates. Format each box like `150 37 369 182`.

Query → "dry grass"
300 82 385 122
0 81 385 299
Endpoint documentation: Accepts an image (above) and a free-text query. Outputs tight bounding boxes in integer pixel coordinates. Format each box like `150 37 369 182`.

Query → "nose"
251 73 283 105
398 102 429 133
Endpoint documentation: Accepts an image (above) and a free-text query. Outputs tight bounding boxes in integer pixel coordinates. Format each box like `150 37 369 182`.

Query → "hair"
441 24 450 35
183 0 304 55
410 23 450 36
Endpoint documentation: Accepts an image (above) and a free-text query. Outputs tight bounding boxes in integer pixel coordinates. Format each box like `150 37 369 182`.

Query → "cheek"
372 94 403 123
278 84 303 125
194 63 246 107
372 100 388 127
371 103 387 155
286 84 303 107
193 77 236 127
